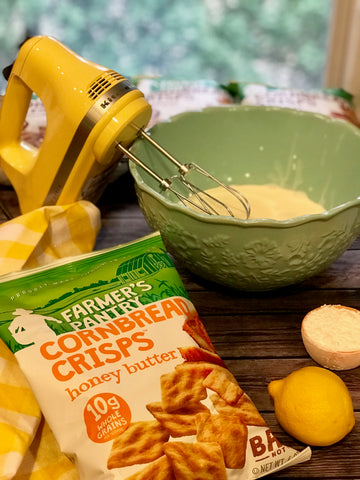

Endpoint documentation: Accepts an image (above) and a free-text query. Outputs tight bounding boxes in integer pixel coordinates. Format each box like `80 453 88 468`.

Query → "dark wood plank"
188 289 360 315
95 216 152 247
201 313 310 358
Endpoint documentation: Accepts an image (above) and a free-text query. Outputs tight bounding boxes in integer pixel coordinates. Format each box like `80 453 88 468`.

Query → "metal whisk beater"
117 129 251 219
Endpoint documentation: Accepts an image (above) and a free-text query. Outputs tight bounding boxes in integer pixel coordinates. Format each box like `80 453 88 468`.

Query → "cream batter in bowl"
190 184 325 220
129 106 360 291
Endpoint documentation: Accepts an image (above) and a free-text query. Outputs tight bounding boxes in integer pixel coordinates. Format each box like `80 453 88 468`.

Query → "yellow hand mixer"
0 36 250 217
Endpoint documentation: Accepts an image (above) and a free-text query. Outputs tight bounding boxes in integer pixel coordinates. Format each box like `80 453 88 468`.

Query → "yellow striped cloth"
0 338 79 480
0 201 101 275
0 200 101 478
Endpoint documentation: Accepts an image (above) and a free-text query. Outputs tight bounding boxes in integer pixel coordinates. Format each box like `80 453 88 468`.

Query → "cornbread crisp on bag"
146 401 209 437
179 345 226 366
196 412 248 469
164 441 227 480
160 362 214 412
125 455 174 480
182 312 217 352
211 392 268 427
0 232 311 479
203 366 244 405
107 420 170 469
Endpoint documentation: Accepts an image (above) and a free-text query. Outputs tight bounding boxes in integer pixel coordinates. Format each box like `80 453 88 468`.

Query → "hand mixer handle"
0 76 33 143
0 37 43 191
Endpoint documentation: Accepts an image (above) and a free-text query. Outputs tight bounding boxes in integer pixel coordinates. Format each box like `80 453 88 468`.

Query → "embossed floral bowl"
129 106 360 291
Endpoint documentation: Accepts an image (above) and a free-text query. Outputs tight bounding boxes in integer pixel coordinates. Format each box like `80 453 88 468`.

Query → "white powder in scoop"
303 305 360 352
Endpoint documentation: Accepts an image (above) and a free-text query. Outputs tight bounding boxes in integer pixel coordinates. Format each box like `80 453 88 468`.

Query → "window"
1 0 333 94
324 0 360 111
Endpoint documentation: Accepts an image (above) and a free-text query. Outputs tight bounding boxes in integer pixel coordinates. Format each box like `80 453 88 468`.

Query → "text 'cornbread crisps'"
0 232 311 478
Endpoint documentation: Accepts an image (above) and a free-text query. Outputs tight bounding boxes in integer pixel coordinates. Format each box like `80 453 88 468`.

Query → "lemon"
268 366 355 446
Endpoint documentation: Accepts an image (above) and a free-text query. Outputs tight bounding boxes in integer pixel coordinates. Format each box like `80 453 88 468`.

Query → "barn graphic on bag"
116 252 173 284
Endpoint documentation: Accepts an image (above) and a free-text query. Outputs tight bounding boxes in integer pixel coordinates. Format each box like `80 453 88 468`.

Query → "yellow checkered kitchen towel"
0 338 79 480
0 200 100 479
0 201 101 275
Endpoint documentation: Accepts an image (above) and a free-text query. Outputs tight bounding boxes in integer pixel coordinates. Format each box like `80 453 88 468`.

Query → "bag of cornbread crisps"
222 82 360 127
0 232 311 479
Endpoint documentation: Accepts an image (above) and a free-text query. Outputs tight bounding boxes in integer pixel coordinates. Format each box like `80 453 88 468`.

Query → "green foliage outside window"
1 0 332 93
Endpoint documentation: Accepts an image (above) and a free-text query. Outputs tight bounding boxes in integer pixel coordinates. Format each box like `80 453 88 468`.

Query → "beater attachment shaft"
116 129 251 219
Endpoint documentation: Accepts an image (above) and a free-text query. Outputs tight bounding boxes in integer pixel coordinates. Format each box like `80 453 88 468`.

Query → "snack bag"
0 233 311 479
222 82 360 127
136 78 233 128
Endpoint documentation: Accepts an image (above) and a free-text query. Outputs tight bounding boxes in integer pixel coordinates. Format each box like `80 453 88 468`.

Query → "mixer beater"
118 129 251 218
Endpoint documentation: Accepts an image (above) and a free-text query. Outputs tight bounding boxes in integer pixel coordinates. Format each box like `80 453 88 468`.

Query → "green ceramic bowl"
129 106 360 291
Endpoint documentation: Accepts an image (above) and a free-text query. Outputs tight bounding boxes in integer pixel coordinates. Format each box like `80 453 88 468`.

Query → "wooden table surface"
1 168 359 479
